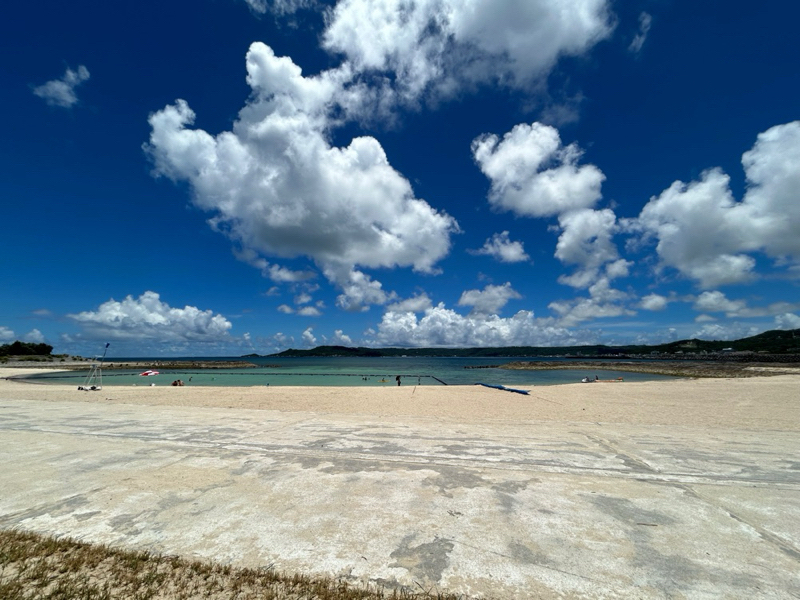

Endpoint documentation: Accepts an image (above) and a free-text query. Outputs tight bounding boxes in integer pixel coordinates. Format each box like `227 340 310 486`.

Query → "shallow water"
20 356 676 387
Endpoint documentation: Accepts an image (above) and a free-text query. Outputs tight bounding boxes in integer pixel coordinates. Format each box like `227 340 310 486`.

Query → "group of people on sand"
581 375 624 383
171 379 185 386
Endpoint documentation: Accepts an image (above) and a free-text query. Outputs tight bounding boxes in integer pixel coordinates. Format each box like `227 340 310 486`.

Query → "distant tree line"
0 341 54 356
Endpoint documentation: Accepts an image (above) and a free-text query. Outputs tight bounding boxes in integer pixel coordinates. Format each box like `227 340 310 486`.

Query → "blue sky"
2 0 799 356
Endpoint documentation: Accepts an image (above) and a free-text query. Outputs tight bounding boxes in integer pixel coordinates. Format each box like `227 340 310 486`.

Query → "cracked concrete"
1 375 799 599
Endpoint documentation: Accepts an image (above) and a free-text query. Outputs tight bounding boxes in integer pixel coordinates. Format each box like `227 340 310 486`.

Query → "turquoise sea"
20 356 676 388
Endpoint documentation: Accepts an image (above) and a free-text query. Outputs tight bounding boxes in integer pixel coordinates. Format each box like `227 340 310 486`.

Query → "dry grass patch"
0 529 470 600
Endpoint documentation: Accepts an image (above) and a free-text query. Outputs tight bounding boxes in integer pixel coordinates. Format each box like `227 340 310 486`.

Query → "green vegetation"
0 341 53 357
0 529 468 600
265 329 800 358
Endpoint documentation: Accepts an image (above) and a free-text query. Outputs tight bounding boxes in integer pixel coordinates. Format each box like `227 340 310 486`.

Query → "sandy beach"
3 367 798 430
1 368 799 598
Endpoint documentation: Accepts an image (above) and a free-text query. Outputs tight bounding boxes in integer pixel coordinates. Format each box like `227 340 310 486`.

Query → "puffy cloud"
548 296 632 327
632 121 800 288
457 283 522 317
386 293 433 313
330 267 397 311
373 304 590 347
295 292 313 305
0 326 15 342
322 0 613 101
633 169 755 287
278 301 322 316
555 208 620 288
693 291 747 316
68 291 232 342
695 314 717 323
548 278 633 327
33 65 90 108
23 329 45 343
775 313 800 330
326 329 354 345
268 264 316 283
628 12 652 54
469 231 530 263
640 293 669 311
472 123 605 218
692 291 800 319
301 327 317 346
472 122 624 293
739 121 800 257
147 43 458 309
264 332 294 349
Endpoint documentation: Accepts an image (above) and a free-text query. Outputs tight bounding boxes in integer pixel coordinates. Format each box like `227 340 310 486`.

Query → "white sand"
2 368 797 430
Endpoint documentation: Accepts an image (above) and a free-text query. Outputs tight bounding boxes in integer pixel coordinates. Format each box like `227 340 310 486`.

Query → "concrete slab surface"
1 393 799 599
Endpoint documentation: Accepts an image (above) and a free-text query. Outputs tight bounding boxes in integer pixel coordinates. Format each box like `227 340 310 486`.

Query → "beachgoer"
396 375 401 386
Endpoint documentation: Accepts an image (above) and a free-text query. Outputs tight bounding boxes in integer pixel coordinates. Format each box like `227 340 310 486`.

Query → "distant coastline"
262 328 800 358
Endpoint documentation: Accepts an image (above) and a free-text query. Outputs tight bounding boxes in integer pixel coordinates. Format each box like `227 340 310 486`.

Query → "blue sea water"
20 356 677 387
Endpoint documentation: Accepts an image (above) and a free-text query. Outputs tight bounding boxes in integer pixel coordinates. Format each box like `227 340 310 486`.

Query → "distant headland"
256 328 800 360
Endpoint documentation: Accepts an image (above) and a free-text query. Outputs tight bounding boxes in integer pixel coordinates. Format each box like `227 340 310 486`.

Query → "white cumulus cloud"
693 291 747 316
68 291 232 342
548 277 633 327
33 65 90 108
322 0 613 102
147 43 458 311
0 326 15 342
775 313 800 330
302 327 317 346
386 293 433 313
631 121 800 288
373 304 591 347
23 329 46 343
457 283 522 317
555 208 621 288
325 329 354 345
639 293 669 311
470 231 530 263
472 122 605 218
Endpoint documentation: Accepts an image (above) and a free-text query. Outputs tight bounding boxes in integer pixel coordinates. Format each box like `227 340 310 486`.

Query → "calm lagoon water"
21 356 676 388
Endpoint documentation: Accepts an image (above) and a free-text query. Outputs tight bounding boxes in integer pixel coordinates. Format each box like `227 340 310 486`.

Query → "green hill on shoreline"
264 328 800 358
